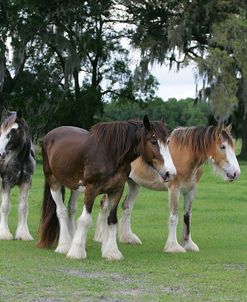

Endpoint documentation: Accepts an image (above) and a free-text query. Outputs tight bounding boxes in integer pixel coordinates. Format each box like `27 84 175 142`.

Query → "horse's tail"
37 180 65 248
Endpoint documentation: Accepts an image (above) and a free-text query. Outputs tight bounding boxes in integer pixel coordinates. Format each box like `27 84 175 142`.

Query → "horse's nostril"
165 171 170 179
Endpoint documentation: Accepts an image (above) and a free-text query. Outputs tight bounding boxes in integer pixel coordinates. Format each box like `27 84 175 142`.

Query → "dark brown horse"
38 116 176 260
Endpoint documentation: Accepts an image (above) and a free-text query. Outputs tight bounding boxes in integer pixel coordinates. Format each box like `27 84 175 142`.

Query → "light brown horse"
94 125 240 253
38 116 176 260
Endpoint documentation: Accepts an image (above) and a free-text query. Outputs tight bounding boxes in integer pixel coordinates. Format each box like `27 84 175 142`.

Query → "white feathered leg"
51 187 71 254
181 189 199 252
0 187 13 240
15 183 33 240
67 206 92 259
119 179 142 244
68 190 80 237
94 195 109 243
101 191 124 261
164 186 186 253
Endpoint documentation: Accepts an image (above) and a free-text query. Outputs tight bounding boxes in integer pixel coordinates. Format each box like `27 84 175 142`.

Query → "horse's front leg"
119 178 142 244
164 186 186 253
94 194 110 243
0 184 13 240
15 182 33 240
181 189 199 252
102 189 124 260
67 185 98 259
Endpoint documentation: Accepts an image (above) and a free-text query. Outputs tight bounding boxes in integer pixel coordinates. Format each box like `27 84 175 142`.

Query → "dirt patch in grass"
59 268 188 301
59 268 134 283
223 263 246 272
34 299 64 302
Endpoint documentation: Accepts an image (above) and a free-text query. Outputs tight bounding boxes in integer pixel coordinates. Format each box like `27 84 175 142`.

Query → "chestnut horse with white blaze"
38 116 176 260
95 125 240 253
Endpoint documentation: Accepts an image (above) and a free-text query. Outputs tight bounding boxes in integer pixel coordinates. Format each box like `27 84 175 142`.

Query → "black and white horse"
0 110 35 240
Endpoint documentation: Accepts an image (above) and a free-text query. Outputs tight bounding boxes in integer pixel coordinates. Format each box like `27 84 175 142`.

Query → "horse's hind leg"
102 189 124 260
0 186 13 240
15 183 33 240
164 186 186 253
51 183 72 254
119 179 142 244
181 189 199 252
68 190 80 237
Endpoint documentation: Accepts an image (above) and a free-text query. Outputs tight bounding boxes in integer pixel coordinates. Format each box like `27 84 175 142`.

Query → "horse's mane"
90 120 168 168
171 125 233 162
90 121 141 167
1 112 17 131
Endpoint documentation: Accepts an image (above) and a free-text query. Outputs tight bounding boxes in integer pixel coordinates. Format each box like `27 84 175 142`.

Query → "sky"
6 34 200 101
150 63 200 101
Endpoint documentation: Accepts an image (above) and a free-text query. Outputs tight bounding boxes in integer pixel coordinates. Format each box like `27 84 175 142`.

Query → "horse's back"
43 126 89 151
43 126 88 144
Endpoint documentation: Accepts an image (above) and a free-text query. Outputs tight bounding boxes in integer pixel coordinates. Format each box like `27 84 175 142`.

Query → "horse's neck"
17 137 32 161
171 141 210 180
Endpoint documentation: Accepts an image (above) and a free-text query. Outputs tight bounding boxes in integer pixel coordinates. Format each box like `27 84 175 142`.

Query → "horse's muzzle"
226 171 240 182
160 170 176 182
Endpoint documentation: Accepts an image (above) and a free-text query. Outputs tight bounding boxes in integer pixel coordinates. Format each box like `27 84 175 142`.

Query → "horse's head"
210 124 240 181
141 115 176 182
0 110 28 162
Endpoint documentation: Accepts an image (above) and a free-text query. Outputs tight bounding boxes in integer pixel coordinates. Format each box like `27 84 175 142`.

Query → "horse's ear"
225 123 232 133
17 109 22 119
143 115 151 131
1 106 8 122
161 116 165 124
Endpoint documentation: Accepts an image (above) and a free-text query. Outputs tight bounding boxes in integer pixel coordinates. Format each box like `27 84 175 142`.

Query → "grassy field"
0 161 247 302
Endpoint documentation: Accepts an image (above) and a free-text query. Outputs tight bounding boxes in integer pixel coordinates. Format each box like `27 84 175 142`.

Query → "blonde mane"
170 125 233 164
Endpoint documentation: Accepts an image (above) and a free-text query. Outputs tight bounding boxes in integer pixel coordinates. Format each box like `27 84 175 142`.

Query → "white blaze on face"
0 123 18 156
158 140 176 178
224 142 241 179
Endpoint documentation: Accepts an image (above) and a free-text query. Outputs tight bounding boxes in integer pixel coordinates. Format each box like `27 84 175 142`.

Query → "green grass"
0 162 247 301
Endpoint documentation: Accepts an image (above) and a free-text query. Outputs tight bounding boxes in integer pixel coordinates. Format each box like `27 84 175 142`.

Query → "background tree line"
0 0 246 158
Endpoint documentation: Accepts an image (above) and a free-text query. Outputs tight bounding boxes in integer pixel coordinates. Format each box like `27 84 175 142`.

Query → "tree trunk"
239 113 247 159
237 78 247 160
73 69 80 100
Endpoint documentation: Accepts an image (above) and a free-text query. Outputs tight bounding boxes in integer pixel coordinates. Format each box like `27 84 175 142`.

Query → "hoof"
0 230 13 240
67 244 87 260
119 233 142 245
55 243 71 254
183 240 200 252
93 232 104 243
102 249 124 261
164 242 186 253
15 230 34 241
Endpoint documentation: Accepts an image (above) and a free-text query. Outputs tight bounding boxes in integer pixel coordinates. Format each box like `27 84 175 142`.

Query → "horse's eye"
167 139 170 145
151 139 157 145
220 144 226 150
